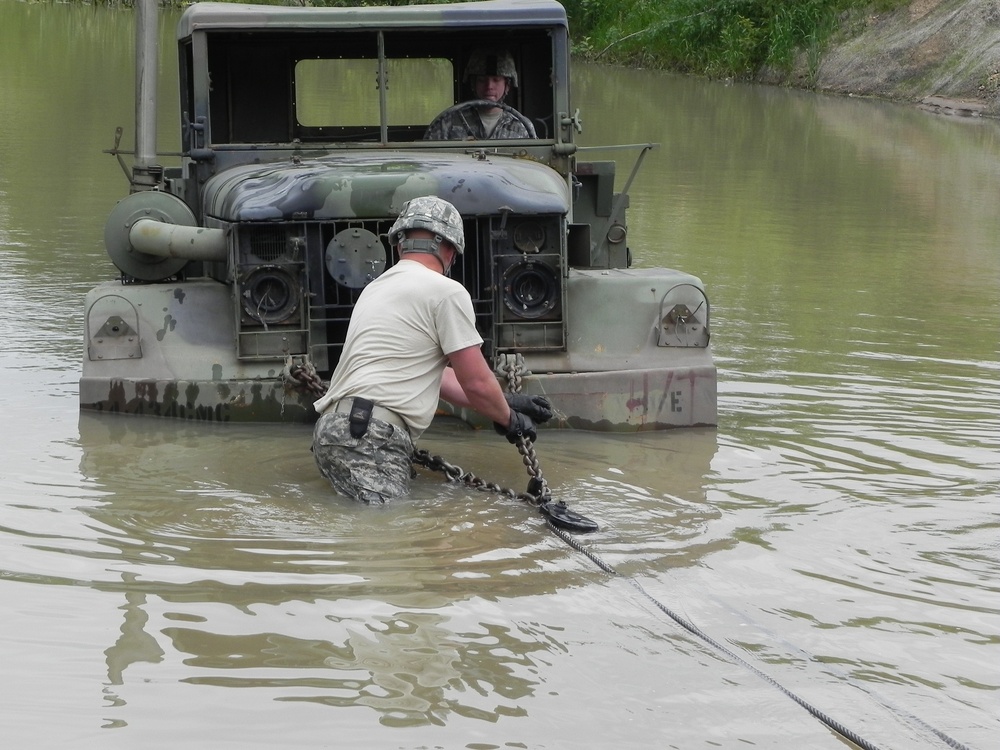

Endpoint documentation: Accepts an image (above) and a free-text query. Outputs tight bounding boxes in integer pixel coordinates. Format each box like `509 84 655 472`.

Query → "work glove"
503 393 553 424
494 408 538 444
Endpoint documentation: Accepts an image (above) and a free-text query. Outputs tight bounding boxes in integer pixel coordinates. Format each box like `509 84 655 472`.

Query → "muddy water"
1 3 997 748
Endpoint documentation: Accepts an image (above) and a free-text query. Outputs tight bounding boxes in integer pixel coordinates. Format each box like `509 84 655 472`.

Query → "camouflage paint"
202 152 569 222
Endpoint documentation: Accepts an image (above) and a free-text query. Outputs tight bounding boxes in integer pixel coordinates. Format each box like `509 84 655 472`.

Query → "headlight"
241 266 300 325
501 260 560 320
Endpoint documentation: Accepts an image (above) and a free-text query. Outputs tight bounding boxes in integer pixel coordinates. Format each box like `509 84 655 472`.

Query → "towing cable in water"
285 356 973 750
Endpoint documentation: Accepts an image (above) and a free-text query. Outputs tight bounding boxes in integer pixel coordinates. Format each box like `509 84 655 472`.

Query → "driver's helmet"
464 48 518 88
388 196 465 255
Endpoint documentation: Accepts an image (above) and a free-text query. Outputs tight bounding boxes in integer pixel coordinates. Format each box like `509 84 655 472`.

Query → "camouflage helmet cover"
388 196 465 255
464 48 518 88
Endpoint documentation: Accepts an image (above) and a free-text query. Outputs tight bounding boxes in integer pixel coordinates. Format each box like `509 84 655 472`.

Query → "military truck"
81 0 716 430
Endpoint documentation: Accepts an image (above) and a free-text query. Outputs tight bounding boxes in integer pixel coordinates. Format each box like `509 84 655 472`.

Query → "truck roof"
177 0 569 37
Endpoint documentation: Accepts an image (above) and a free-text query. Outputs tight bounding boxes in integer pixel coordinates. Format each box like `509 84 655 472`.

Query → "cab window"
295 57 454 128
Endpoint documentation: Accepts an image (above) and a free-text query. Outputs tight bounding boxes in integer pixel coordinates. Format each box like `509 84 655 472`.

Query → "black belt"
330 398 408 435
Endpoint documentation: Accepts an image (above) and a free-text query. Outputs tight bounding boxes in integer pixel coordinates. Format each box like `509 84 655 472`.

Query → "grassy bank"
561 0 911 79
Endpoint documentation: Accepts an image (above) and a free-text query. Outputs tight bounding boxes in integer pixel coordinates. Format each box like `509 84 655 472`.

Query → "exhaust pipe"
133 0 159 191
128 219 227 262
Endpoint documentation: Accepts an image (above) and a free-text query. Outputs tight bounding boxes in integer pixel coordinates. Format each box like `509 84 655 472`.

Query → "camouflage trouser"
312 411 414 504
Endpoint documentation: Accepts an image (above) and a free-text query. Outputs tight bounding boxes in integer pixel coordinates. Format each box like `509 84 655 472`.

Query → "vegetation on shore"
562 0 911 79
97 0 910 81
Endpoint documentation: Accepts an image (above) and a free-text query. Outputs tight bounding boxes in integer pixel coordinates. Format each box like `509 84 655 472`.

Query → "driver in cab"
424 48 536 140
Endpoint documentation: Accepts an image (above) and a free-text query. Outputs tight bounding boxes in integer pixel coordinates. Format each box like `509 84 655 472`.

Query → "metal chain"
500 354 552 502
283 356 328 399
282 354 550 506
410 448 545 507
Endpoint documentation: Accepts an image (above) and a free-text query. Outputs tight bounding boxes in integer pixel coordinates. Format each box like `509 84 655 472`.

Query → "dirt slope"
772 0 1000 116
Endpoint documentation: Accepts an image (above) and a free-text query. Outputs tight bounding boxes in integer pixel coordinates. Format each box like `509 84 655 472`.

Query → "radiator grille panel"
244 225 291 262
236 216 565 372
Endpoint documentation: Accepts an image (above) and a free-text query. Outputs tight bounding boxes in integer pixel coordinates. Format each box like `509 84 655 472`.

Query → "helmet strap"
398 236 453 275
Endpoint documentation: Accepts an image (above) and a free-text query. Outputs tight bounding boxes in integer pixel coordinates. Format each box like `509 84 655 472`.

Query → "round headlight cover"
241 266 299 324
502 260 559 319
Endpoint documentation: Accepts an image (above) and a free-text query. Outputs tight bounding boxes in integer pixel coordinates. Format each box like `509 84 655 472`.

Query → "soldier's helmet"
464 48 518 88
388 196 465 255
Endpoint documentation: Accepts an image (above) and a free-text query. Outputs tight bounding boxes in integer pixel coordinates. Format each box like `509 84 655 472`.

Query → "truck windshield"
198 28 552 146
295 57 454 131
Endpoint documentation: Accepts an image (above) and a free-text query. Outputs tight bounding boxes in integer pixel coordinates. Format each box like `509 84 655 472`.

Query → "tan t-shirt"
314 260 484 438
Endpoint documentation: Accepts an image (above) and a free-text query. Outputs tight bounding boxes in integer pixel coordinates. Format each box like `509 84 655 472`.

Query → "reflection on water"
73 412 723 732
173 610 544 727
105 573 164 686
1 3 998 749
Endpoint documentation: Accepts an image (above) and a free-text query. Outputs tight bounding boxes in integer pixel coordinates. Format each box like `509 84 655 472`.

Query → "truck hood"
201 151 570 221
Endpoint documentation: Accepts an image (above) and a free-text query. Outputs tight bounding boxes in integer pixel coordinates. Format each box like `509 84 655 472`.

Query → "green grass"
561 0 911 78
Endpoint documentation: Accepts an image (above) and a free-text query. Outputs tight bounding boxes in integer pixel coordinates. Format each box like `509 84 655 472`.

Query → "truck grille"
237 216 564 374
303 218 496 376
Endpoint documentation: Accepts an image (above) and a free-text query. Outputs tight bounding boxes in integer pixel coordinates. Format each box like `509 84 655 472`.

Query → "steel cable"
544 520 975 750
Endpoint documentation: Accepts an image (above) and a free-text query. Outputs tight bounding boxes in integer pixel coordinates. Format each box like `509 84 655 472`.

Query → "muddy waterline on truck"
1 2 997 748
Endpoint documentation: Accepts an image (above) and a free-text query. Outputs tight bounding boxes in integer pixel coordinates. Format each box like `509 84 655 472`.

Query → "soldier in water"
312 196 552 504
